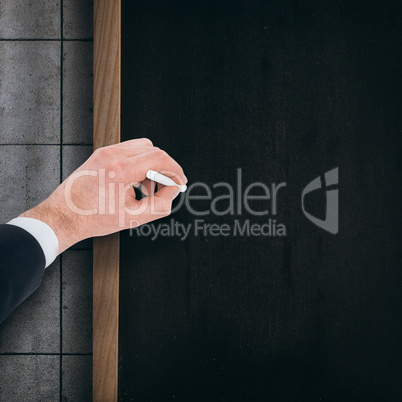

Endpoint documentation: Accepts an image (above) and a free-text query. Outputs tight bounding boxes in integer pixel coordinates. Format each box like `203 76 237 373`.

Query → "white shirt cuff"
7 217 59 269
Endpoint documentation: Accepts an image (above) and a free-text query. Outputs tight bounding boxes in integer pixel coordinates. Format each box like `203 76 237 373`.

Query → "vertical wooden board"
93 0 121 401
119 0 402 401
93 233 120 401
94 0 121 150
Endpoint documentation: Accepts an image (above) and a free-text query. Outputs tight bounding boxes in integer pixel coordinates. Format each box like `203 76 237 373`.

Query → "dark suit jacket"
0 224 45 323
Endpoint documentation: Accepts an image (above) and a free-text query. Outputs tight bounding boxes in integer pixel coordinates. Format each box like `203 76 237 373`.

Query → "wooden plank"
93 0 121 400
93 234 120 401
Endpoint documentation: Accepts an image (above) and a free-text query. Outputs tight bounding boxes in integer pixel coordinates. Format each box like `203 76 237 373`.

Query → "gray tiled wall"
0 1 93 401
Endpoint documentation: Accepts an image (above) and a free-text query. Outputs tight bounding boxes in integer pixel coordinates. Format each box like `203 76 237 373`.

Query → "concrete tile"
63 0 93 39
0 259 60 353
0 1 60 39
62 145 93 180
62 145 93 249
62 355 92 401
63 41 93 144
62 250 92 354
0 42 61 144
0 145 60 223
0 355 59 400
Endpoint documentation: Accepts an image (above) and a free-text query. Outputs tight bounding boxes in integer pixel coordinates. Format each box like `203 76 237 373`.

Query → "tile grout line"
60 255 63 402
0 143 93 146
60 1 64 400
0 353 93 356
0 38 93 42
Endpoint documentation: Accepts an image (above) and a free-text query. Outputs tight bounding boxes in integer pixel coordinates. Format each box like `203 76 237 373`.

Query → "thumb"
128 185 181 228
150 185 181 214
155 185 181 202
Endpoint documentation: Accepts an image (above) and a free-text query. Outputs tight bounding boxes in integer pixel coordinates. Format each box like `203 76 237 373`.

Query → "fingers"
89 144 154 171
152 185 181 208
126 149 187 185
92 139 187 195
94 144 155 161
113 138 153 148
115 146 155 158
125 185 180 228
140 178 156 197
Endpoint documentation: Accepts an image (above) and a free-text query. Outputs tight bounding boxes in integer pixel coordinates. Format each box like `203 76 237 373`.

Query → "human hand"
20 138 187 253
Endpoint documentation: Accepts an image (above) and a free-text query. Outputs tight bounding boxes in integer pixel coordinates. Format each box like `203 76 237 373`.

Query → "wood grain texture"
93 0 121 400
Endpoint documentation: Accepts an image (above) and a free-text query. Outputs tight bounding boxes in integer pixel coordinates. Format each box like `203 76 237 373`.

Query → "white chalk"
146 170 187 193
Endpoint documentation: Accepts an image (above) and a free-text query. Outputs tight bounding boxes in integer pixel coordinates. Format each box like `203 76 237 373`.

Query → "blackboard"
119 0 402 400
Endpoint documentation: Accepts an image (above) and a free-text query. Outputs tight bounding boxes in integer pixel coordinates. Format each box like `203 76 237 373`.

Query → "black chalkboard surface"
120 0 402 400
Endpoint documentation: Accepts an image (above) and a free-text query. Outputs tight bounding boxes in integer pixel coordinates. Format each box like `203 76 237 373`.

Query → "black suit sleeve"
0 224 46 324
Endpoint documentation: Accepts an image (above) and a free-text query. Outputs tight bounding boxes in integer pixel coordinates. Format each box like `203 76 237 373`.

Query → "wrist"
20 192 81 254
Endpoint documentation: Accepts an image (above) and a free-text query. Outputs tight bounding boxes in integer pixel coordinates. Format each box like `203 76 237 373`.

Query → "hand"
20 138 187 253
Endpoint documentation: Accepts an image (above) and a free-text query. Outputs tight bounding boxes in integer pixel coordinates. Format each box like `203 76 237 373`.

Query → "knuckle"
178 167 185 178
157 149 169 161
141 137 153 146
92 147 102 158
91 147 104 163
98 146 112 158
